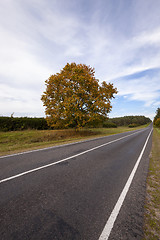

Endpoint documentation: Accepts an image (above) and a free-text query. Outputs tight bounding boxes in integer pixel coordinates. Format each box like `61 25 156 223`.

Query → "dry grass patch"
0 129 100 156
0 124 149 157
143 128 160 240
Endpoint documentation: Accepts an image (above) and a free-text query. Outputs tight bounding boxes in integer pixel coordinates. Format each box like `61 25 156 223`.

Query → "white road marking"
0 129 145 184
0 129 144 159
98 128 153 240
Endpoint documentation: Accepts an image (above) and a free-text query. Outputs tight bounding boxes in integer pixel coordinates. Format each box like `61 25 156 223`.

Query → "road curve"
0 125 152 240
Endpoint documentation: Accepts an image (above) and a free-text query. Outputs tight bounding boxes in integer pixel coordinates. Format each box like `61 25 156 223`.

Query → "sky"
0 0 160 120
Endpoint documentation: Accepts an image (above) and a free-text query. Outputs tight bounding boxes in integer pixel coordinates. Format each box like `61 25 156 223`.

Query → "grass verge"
143 128 160 239
0 124 149 157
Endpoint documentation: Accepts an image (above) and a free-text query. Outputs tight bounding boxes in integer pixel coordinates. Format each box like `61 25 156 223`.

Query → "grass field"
0 124 149 156
143 128 160 239
2 123 159 237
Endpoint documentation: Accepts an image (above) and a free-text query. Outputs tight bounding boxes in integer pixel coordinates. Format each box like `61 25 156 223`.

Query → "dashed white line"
0 129 144 184
0 129 144 159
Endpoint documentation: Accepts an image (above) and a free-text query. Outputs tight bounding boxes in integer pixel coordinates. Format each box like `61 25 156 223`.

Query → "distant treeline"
109 115 151 127
0 117 49 131
0 115 151 131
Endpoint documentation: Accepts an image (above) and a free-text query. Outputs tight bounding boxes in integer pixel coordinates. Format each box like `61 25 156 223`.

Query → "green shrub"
128 123 139 128
0 117 49 131
103 121 117 128
155 118 160 128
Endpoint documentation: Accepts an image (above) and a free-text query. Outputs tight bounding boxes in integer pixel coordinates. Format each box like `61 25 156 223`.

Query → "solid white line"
98 128 153 240
0 130 144 184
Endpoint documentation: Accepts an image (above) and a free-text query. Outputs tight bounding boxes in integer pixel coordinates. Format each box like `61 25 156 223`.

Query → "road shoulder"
143 128 160 239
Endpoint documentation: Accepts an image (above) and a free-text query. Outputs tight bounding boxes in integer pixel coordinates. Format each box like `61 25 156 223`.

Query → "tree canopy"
154 107 160 127
41 63 117 129
109 115 151 127
154 108 160 124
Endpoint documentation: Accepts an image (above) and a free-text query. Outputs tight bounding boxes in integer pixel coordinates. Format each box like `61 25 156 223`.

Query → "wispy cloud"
0 0 160 118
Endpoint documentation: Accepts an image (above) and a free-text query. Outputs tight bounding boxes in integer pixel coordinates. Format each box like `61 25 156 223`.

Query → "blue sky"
0 0 160 120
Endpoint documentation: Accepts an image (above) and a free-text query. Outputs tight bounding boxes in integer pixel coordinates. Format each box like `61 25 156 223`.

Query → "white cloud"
98 28 160 81
0 83 44 117
136 28 160 46
153 101 160 107
113 73 160 107
0 0 160 117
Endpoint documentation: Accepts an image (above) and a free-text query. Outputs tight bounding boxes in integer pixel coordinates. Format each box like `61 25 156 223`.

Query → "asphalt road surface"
0 125 152 240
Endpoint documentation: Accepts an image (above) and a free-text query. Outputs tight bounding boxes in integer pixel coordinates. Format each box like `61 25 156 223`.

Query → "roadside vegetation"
143 108 160 239
0 115 151 132
0 124 149 156
153 107 160 128
109 115 151 127
143 128 160 239
0 116 48 131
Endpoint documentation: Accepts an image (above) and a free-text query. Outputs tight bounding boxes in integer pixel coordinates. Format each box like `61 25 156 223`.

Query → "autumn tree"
41 63 117 129
153 107 160 125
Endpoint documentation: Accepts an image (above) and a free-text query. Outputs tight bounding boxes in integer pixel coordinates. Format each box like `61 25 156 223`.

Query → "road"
0 125 152 240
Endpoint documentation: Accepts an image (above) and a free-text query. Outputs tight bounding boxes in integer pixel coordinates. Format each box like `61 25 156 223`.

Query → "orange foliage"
41 63 117 129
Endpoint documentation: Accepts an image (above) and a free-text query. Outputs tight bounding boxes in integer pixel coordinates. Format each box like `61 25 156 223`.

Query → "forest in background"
0 115 151 131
